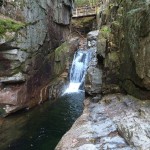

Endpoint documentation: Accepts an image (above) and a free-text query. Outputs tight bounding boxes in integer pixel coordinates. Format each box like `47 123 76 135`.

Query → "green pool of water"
0 92 84 150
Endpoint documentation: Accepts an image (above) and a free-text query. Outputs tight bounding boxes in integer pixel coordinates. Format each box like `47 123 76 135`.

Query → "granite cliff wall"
97 0 150 99
0 0 74 115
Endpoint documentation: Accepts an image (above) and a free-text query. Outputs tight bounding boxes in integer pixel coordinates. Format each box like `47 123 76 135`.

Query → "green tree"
75 0 99 7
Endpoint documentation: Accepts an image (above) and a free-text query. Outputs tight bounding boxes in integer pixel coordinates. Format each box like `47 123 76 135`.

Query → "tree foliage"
75 0 100 7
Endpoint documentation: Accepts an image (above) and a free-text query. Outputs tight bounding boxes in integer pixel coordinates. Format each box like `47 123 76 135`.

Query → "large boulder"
85 30 102 96
56 94 150 150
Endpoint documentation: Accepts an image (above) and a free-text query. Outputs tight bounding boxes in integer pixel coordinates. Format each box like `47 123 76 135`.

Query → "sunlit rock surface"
0 0 74 115
56 94 150 150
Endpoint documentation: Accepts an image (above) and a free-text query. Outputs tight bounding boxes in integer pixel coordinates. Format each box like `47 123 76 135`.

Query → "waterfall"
64 49 93 93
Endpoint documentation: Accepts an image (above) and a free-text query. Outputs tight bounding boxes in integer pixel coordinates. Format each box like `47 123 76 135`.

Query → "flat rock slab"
55 94 150 150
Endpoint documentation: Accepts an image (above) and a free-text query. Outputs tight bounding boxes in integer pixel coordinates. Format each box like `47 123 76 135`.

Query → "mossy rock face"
74 0 99 7
104 52 120 69
54 42 69 76
98 0 150 99
100 25 111 39
72 17 95 27
119 2 150 98
0 17 24 36
72 17 96 35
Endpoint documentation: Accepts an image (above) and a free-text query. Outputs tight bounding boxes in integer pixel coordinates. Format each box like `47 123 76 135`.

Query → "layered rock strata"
0 0 74 115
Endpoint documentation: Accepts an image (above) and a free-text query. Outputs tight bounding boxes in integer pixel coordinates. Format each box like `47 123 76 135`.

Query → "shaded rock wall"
0 0 74 115
97 0 150 99
72 17 97 36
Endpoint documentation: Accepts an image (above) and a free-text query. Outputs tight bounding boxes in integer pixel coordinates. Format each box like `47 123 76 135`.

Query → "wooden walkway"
72 6 97 18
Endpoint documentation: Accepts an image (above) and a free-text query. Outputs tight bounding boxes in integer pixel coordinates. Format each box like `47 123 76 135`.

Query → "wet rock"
3 105 24 117
0 86 20 106
0 72 67 116
39 75 67 104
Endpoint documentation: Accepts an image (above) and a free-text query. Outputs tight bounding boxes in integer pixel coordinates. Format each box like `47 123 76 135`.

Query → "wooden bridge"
72 6 97 18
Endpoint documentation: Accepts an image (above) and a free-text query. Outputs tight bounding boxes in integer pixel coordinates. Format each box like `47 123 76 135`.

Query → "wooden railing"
72 6 97 18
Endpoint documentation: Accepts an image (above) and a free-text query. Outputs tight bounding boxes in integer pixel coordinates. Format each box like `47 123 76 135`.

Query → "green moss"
75 0 99 7
0 18 25 35
55 42 68 53
72 17 95 28
0 27 5 35
55 42 68 63
105 51 120 69
101 26 111 33
103 7 110 15
54 42 69 75
100 25 111 39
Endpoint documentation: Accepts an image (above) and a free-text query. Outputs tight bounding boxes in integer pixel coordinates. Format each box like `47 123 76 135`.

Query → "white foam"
63 50 93 95
64 83 81 94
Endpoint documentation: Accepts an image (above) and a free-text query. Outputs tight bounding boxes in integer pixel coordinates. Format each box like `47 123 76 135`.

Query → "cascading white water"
64 49 93 93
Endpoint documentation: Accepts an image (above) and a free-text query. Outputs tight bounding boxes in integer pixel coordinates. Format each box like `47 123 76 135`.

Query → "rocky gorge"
56 0 150 149
0 0 150 150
